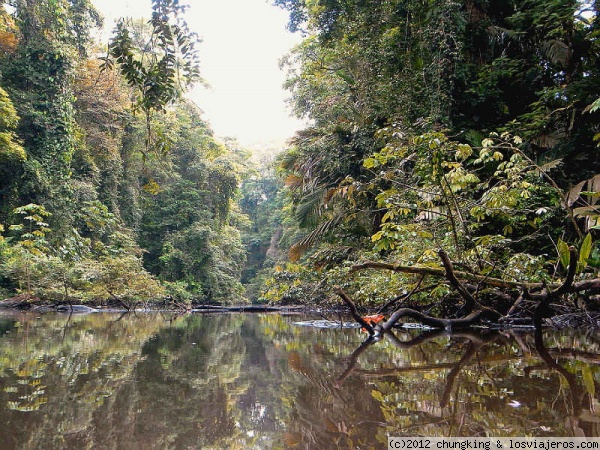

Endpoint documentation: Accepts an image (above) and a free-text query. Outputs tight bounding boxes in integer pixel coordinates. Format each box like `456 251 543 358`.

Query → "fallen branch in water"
335 287 375 336
439 249 476 312
107 290 130 311
348 245 595 329
351 247 598 300
378 308 500 333
533 247 577 327
337 249 503 334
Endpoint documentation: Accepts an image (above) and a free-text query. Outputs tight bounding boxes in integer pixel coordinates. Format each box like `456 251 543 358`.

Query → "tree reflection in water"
0 312 597 449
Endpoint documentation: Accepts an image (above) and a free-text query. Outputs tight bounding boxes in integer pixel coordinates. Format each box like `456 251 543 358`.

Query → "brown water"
0 312 598 449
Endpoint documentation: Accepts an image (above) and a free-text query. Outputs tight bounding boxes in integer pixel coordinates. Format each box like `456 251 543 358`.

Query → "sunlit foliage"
262 0 600 308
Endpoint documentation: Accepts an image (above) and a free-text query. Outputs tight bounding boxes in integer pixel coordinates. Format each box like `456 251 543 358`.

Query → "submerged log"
56 305 98 313
192 305 293 313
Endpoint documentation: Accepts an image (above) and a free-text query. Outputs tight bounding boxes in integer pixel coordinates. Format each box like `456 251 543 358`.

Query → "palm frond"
295 187 328 228
279 150 299 171
285 174 303 189
538 158 562 173
289 217 341 262
541 39 571 67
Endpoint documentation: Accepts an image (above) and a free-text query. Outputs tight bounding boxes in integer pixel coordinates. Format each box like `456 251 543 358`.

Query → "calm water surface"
0 312 598 449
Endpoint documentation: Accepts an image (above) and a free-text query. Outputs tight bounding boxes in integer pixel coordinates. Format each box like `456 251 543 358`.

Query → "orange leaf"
360 314 385 331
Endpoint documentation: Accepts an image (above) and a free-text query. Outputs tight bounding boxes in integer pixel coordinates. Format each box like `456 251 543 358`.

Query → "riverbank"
1 293 598 330
0 293 314 315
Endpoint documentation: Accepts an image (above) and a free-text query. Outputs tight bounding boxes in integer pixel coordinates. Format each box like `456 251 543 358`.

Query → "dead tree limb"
439 249 476 312
376 277 436 314
533 247 577 327
107 290 130 311
336 287 500 335
505 289 526 318
551 246 578 298
335 287 375 336
572 279 600 291
351 261 543 290
335 336 376 386
353 260 600 298
377 308 500 334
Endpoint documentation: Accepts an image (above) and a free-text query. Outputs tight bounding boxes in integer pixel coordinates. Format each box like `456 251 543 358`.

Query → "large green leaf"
578 233 593 271
557 239 570 270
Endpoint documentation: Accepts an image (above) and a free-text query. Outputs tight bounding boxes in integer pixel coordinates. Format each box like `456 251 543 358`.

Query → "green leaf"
573 206 600 217
455 144 472 160
381 211 394 223
581 366 596 397
371 231 384 242
579 233 592 269
557 239 570 270
583 97 600 114
371 390 384 402
363 157 378 169
579 191 600 197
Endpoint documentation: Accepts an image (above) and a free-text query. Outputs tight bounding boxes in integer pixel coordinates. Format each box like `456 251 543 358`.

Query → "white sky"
93 0 305 150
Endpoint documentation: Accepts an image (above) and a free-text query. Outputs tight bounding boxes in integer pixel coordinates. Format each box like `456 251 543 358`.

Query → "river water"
0 312 598 449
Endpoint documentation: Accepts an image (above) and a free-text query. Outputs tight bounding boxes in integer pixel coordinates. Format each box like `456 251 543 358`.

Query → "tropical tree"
103 0 201 154
4 203 52 294
0 86 26 219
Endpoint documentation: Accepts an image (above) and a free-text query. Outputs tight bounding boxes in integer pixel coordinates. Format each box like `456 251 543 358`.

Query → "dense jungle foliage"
258 0 600 314
1 0 600 313
0 0 256 307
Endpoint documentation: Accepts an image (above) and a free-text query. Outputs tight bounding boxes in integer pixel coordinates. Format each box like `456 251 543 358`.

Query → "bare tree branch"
335 287 375 336
439 249 476 312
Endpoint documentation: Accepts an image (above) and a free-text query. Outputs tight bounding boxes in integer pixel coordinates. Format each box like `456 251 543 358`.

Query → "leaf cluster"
105 1 200 117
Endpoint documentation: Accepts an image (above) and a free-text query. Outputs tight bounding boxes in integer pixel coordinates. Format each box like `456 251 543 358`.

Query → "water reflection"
0 312 598 449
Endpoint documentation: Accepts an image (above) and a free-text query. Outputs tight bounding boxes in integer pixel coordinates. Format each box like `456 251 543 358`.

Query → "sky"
93 0 305 150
